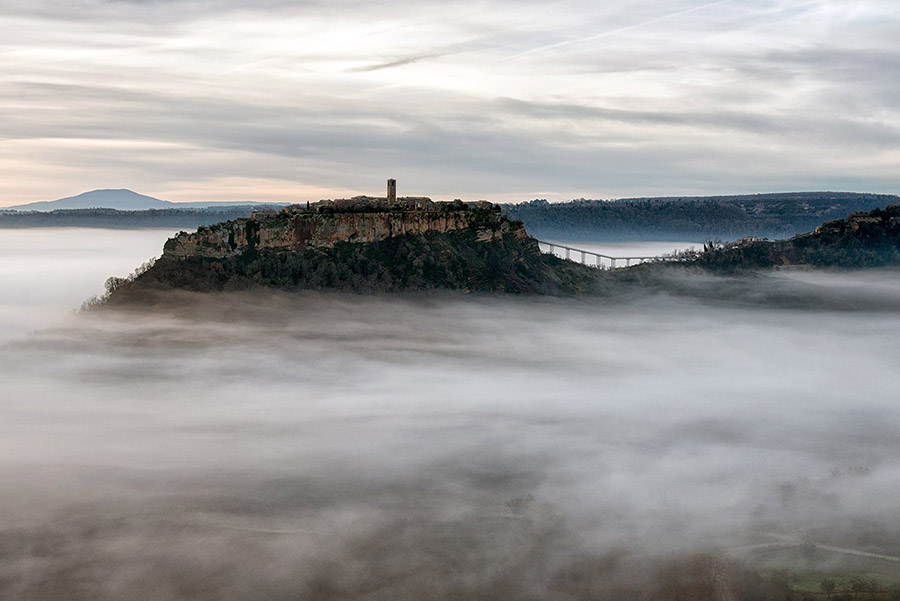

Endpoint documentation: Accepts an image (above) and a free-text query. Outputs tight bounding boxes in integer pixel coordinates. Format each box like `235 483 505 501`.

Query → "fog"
0 228 178 343
3 229 900 599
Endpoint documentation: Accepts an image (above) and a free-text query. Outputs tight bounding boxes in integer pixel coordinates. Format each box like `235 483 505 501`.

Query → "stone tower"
387 178 397 205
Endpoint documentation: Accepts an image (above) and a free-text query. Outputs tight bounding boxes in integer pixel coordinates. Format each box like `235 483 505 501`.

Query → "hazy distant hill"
7 189 170 211
502 192 900 241
0 207 284 229
6 188 279 211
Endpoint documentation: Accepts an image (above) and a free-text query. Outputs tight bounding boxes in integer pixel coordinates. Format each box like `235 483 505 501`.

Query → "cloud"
2 0 900 204
347 51 459 73
508 0 736 60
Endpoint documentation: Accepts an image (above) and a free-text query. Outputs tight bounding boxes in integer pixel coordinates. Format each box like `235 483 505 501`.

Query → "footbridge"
536 240 662 270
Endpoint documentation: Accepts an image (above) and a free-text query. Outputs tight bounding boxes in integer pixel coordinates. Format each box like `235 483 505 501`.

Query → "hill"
689 204 900 271
5 188 281 212
0 207 284 229
502 192 900 241
8 189 170 211
100 198 598 303
95 198 900 306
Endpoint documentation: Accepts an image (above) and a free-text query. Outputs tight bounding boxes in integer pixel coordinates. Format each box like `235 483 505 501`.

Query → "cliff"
162 199 522 259
107 198 599 299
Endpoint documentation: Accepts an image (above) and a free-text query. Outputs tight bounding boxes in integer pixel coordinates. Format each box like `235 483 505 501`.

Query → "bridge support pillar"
534 240 661 270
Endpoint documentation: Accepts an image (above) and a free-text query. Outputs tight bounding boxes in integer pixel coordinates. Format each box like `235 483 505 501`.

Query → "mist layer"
3 269 900 597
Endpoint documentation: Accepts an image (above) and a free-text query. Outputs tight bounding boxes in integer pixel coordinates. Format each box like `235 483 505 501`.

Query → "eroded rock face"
163 202 526 259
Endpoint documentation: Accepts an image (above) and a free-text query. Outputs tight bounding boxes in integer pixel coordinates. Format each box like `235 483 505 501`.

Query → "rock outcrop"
162 199 525 259
107 198 598 298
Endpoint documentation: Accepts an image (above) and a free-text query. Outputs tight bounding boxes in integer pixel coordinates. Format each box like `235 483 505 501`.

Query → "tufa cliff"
162 197 525 259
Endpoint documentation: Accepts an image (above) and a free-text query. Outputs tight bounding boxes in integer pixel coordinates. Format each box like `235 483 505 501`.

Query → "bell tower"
387 178 396 205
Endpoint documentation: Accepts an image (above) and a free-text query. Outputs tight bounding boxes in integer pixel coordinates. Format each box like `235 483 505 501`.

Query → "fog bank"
3 272 900 598
0 228 177 343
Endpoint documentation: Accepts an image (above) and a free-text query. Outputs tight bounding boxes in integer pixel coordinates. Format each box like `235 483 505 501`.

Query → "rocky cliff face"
163 202 525 259
105 200 599 297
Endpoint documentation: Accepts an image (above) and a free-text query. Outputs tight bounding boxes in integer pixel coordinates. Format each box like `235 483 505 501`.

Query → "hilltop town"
94 180 900 306
102 180 599 299
163 179 526 260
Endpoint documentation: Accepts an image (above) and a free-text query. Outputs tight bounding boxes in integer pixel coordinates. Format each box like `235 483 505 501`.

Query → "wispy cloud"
1 0 899 204
348 50 462 72
508 0 734 60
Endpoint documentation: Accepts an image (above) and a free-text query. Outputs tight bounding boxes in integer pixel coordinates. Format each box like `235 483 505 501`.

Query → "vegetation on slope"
104 228 599 303
503 192 899 241
95 203 900 307
0 207 277 229
691 204 900 271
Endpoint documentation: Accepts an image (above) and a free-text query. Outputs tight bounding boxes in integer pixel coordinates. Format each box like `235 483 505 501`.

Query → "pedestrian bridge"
536 240 663 270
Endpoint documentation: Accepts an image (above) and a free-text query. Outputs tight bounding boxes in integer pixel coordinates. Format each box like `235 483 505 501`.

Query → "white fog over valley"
0 228 179 343
3 229 900 599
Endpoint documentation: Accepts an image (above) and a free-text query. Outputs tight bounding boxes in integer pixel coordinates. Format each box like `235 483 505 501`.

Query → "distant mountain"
6 189 281 211
8 189 170 211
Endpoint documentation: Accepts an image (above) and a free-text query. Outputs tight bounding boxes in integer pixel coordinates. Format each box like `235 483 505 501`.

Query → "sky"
2 0 900 206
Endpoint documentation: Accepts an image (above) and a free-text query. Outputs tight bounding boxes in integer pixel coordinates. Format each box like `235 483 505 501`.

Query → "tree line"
0 207 276 229
502 192 899 241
